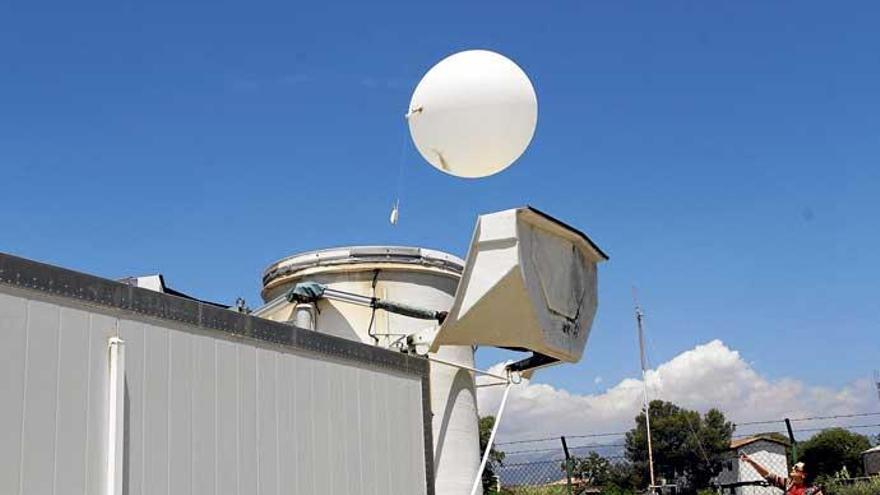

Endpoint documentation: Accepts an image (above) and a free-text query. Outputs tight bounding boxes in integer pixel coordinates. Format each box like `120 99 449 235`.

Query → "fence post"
561 436 574 495
785 418 798 464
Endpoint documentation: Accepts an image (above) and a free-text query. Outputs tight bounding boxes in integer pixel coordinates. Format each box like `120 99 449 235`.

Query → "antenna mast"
634 289 657 494
874 370 880 402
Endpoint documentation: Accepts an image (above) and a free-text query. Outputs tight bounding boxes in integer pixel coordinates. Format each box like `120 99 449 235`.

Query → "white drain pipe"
106 337 125 495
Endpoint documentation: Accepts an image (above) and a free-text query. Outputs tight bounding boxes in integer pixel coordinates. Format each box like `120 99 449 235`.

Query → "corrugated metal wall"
0 285 428 495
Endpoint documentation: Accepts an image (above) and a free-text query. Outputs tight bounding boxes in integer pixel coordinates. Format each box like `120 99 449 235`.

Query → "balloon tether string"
389 117 410 225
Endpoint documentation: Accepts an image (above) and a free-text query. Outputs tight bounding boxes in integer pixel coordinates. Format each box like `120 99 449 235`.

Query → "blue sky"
1 1 878 399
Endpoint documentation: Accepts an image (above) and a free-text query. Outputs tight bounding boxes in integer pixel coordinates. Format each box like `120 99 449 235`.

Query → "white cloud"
477 340 875 445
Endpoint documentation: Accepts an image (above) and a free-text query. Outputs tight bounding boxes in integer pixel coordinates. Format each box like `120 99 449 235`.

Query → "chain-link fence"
494 458 577 494
492 442 787 495
487 414 880 495
489 437 624 495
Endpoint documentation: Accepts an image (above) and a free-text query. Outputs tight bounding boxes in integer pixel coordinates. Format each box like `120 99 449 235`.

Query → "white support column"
470 380 513 495
106 337 125 495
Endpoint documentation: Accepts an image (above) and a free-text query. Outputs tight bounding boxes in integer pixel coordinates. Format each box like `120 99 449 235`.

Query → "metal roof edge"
0 251 429 378
522 205 610 261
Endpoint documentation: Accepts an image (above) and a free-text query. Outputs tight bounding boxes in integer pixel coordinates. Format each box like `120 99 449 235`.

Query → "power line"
731 422 880 439
567 431 629 440
506 442 626 456
792 423 880 434
497 431 627 446
496 411 880 446
501 455 628 468
734 411 880 427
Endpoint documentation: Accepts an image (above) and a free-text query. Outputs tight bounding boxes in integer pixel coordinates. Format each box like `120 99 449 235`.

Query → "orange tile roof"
729 436 790 450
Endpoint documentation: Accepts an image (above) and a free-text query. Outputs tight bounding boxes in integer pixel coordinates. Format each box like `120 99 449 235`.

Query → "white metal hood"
431 207 607 364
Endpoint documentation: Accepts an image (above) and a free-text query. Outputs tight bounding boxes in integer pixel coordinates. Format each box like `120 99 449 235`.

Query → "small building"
863 445 880 476
715 436 790 495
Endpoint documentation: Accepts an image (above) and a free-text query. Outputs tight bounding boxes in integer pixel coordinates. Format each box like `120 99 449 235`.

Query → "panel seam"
16 301 31 495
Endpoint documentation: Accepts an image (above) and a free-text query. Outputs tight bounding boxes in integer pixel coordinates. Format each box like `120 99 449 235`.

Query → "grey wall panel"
256 348 279 495
20 300 60 495
373 375 393 495
0 293 28 494
408 376 429 489
358 368 379 495
0 280 430 495
216 340 238 495
339 365 360 494
276 353 294 495
311 359 331 493
191 334 217 495
144 323 170 495
168 329 193 495
293 354 315 494
374 369 392 494
324 363 339 492
238 346 259 495
55 307 91 495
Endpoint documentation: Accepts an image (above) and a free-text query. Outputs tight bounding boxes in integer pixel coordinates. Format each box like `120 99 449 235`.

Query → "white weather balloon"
407 50 538 178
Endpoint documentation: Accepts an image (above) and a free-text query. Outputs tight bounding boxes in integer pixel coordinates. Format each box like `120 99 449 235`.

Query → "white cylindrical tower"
257 246 482 494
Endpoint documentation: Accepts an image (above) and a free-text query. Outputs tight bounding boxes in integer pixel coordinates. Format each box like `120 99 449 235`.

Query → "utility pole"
634 289 657 494
561 436 574 495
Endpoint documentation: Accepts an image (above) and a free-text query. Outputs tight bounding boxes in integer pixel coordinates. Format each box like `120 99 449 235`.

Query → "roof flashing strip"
0 252 429 377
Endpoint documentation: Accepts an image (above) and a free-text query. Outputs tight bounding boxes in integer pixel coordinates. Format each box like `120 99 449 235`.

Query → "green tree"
605 461 641 492
800 428 871 480
479 416 506 492
565 451 612 486
624 400 734 494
